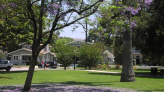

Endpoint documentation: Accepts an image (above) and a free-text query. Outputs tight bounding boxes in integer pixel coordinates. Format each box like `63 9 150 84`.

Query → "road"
0 66 41 71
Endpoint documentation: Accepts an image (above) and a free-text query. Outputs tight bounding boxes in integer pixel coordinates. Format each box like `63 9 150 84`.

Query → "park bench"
151 67 164 76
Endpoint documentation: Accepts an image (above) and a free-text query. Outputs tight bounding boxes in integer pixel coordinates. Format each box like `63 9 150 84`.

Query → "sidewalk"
83 70 121 74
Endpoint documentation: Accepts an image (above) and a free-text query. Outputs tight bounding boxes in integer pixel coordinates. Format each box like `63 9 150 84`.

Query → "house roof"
8 48 56 56
68 40 93 45
8 48 32 54
103 50 115 58
18 42 27 46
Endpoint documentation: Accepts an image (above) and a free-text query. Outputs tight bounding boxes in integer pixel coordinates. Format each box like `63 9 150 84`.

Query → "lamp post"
74 50 76 70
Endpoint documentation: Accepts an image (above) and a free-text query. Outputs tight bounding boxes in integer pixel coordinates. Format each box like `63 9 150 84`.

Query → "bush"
102 64 107 70
96 64 102 69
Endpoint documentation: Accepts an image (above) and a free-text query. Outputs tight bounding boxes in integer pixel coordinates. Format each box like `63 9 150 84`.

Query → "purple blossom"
125 19 129 24
116 0 120 2
1 5 6 10
9 3 18 7
90 19 96 24
130 20 137 28
121 11 125 15
60 13 67 20
51 3 60 9
144 0 153 5
125 6 142 15
46 3 60 15
15 23 17 26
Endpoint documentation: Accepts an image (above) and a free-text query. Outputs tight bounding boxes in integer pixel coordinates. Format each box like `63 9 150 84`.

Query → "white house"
8 42 56 65
103 50 115 64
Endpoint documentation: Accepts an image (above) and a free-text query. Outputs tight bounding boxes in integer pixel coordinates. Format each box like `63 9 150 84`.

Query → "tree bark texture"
120 30 135 82
23 57 37 91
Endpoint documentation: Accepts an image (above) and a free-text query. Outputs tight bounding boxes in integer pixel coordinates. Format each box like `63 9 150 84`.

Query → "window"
23 56 25 60
24 45 28 48
13 55 19 60
29 56 31 60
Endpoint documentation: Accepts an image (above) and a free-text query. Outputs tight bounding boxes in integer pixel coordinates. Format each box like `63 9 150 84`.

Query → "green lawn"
0 70 164 91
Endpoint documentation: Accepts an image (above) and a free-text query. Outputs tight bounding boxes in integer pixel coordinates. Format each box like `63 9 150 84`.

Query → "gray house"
8 42 56 65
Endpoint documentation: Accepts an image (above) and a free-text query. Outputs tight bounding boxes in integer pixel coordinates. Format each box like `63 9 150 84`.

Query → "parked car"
0 58 13 71
38 61 58 68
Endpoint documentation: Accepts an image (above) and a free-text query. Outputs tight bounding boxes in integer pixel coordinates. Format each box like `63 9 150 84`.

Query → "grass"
0 70 164 91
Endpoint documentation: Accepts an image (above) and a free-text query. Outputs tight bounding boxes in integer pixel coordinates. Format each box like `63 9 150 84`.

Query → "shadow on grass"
140 89 164 92
0 76 12 79
135 71 164 78
87 71 164 79
0 70 28 74
34 81 114 87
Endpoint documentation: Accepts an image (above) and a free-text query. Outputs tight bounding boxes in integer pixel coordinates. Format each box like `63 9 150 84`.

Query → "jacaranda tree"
0 0 103 90
97 0 153 82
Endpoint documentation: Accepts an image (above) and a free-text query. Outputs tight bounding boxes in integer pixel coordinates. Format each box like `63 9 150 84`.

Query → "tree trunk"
85 64 87 70
64 66 66 70
23 57 37 91
120 29 135 82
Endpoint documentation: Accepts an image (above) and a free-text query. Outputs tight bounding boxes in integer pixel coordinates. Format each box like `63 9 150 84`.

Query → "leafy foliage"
54 37 73 53
78 43 104 70
132 0 164 65
56 44 75 70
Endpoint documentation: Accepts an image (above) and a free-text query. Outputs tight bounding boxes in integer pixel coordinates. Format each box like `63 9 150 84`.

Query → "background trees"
132 0 164 66
56 44 75 70
78 43 104 70
55 37 74 70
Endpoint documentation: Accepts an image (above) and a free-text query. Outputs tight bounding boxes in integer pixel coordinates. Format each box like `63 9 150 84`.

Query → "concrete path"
83 70 121 74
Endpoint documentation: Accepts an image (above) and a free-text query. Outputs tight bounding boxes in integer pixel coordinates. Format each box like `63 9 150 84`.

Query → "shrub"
96 64 102 70
102 64 107 70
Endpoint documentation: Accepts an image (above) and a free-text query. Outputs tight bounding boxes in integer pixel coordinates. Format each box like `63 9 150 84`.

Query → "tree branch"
37 0 45 49
61 0 100 15
27 0 38 55
43 4 100 36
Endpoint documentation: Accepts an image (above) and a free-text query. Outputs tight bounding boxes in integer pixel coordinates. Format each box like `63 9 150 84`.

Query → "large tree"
96 0 153 82
0 0 103 90
0 0 34 52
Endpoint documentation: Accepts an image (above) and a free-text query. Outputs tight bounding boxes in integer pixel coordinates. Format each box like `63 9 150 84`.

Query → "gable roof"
8 48 32 54
68 40 93 45
18 42 28 46
8 48 56 56
103 50 115 58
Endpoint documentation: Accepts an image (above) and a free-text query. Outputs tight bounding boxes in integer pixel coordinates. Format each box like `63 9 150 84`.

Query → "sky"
58 0 98 40
59 25 86 39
